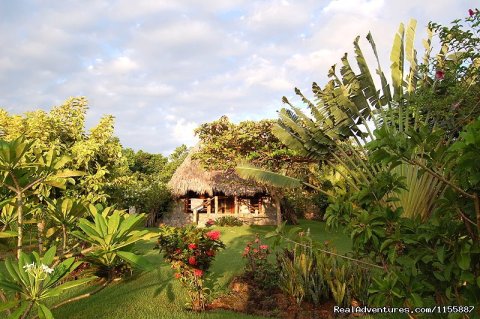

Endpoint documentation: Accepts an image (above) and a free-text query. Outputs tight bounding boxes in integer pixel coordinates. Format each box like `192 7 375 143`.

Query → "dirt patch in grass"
209 276 337 319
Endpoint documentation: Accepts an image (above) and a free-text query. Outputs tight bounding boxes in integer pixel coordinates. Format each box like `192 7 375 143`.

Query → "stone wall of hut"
162 201 193 226
163 197 278 227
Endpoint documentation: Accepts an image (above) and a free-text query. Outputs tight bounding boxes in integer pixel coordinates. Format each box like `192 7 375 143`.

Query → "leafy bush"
157 225 225 311
0 246 95 319
71 209 154 280
214 216 243 227
271 227 372 308
242 235 277 289
204 219 215 227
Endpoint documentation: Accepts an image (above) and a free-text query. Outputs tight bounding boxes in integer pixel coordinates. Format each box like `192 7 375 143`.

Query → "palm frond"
236 164 302 188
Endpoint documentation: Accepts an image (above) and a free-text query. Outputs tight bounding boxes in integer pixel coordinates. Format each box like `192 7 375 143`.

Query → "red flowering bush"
158 225 225 311
205 219 215 227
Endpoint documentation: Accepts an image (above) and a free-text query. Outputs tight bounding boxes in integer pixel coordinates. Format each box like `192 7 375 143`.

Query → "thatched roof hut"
168 147 267 197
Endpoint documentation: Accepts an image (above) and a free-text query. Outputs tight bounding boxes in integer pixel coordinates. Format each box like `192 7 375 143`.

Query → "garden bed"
210 276 337 319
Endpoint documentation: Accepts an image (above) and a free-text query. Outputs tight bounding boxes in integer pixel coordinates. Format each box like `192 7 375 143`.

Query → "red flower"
175 273 182 279
206 250 215 256
193 269 203 277
188 243 197 250
188 256 197 265
260 245 268 250
435 70 445 80
469 9 475 17
205 230 221 241
175 248 182 254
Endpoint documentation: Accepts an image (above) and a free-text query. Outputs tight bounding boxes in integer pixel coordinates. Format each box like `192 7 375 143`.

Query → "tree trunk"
38 220 45 253
274 195 282 226
16 194 23 259
62 224 67 255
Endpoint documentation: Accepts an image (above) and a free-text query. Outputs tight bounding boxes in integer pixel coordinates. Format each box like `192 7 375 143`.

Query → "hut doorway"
218 196 234 214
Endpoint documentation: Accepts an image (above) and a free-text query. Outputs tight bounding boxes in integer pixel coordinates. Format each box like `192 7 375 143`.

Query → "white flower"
41 264 54 274
23 262 36 271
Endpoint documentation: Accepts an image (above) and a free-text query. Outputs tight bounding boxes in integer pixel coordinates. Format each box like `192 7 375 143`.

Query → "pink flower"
206 230 221 241
253 249 259 253
254 238 260 243
175 273 182 279
188 256 197 265
193 269 203 277
260 245 268 250
435 70 445 80
469 9 475 17
188 243 197 250
242 246 250 256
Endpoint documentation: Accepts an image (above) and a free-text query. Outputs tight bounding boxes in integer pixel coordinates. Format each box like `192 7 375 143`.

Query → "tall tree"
194 116 314 224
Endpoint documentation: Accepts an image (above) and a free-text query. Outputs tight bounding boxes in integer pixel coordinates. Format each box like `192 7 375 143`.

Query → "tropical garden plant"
157 225 226 311
0 246 95 319
0 137 83 257
242 235 277 289
45 197 87 255
71 209 154 280
214 216 243 227
237 10 480 317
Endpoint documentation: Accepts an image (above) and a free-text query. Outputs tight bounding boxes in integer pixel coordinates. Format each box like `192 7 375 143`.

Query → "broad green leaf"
457 253 470 270
117 251 151 269
436 246 445 263
0 230 18 238
42 277 97 298
42 246 57 265
37 303 54 319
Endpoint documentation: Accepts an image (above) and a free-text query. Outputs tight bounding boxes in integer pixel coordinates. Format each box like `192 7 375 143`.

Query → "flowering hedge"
157 225 225 311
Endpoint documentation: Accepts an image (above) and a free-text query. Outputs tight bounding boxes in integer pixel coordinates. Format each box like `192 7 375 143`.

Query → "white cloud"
286 49 342 73
171 118 199 146
110 56 139 74
323 0 385 18
0 0 473 153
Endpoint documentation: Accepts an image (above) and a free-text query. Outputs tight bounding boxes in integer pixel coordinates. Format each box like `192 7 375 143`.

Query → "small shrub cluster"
214 216 243 227
276 234 371 308
204 219 215 227
242 235 277 289
157 225 225 311
240 231 371 310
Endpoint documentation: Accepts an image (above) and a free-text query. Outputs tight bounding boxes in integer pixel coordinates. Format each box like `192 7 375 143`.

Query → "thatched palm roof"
168 146 267 197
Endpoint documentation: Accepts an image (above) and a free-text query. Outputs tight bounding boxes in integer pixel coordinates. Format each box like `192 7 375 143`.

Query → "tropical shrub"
71 209 154 280
242 235 277 289
272 227 372 308
0 246 95 319
157 225 225 311
204 219 215 228
214 216 243 227
0 137 83 257
45 197 87 254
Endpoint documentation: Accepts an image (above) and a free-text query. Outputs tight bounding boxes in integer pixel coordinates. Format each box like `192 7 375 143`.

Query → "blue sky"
0 0 473 154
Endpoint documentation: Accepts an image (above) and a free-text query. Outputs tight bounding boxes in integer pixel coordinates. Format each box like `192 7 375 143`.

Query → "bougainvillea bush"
157 225 225 311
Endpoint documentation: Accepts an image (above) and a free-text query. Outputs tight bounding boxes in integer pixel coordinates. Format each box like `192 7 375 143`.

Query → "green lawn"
49 220 351 319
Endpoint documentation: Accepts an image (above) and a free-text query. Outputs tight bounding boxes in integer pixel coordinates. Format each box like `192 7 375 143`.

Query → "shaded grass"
45 220 352 318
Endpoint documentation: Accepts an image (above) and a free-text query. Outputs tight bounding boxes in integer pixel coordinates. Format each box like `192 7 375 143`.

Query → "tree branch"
50 279 112 310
